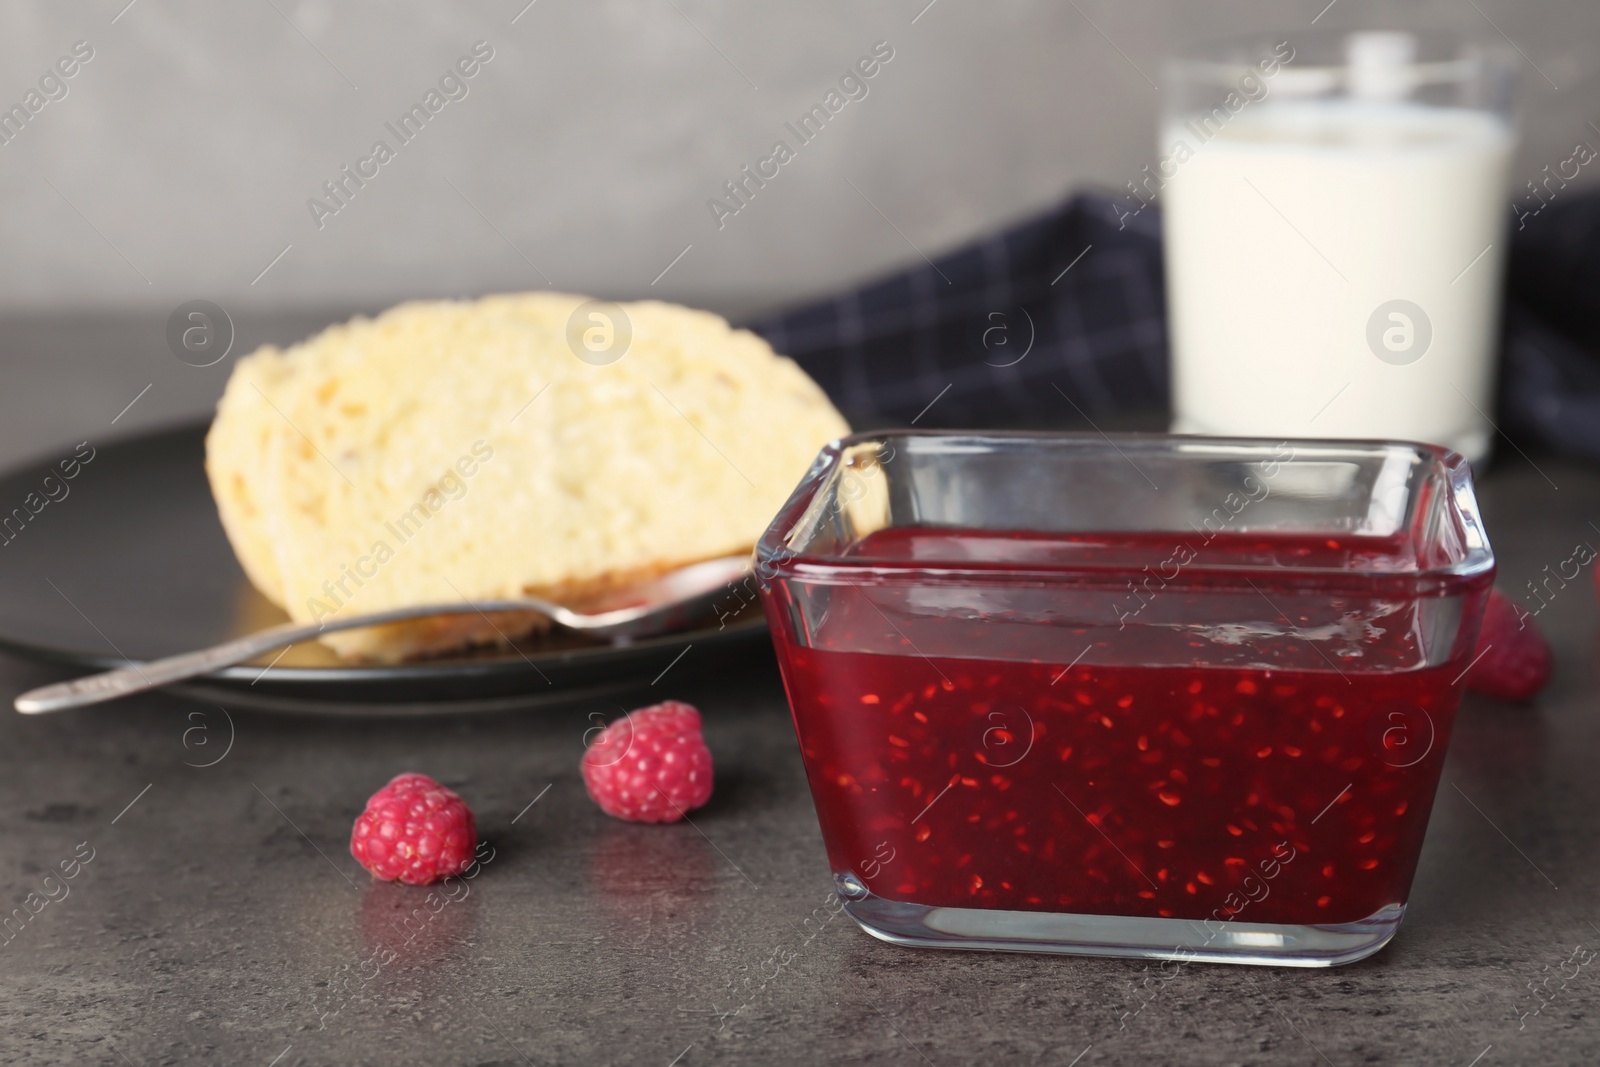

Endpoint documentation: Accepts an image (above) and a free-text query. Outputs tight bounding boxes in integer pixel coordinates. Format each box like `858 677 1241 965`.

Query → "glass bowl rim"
754 429 1495 593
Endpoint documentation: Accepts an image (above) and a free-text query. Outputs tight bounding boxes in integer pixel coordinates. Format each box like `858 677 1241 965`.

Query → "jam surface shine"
769 527 1464 927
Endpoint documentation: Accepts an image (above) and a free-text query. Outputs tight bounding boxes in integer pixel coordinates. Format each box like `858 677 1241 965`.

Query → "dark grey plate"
0 423 770 713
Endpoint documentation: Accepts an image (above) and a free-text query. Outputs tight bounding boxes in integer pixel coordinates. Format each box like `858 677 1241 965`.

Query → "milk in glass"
1163 33 1516 461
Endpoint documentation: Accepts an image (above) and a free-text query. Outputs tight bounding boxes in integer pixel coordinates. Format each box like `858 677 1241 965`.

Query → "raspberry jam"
757 431 1493 964
767 528 1470 930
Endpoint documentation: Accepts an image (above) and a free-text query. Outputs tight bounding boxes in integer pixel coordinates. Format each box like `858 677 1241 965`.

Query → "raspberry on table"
1466 590 1553 703
350 773 478 885
581 700 714 823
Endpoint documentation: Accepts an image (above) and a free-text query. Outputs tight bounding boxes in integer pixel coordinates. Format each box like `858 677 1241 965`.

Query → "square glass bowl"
756 432 1493 966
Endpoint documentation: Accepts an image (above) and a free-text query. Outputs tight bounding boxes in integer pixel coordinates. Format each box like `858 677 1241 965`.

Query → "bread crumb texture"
205 292 849 661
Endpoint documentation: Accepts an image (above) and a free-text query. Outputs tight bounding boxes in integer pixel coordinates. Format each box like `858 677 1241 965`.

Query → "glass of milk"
1161 32 1517 461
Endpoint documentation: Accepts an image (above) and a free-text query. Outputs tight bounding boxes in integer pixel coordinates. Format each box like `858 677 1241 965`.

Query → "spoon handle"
12 556 750 714
12 596 567 714
15 619 329 714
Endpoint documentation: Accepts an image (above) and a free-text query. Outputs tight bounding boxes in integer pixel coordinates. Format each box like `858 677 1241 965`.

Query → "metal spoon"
14 555 753 714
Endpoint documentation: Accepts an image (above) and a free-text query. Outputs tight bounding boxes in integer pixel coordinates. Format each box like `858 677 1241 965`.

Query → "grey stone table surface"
0 446 1597 1067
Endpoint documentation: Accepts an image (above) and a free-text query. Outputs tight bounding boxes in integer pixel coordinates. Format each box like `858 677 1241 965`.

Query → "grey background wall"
0 0 1597 459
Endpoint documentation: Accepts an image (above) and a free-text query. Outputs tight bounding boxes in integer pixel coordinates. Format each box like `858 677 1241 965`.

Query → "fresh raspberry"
350 773 477 885
581 701 714 823
1466 590 1552 703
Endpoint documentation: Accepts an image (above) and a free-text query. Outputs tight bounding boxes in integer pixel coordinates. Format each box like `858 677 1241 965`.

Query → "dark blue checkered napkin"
748 191 1600 462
